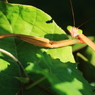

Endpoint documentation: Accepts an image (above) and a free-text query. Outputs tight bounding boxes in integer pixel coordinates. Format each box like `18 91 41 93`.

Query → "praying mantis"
0 25 95 50
0 0 95 60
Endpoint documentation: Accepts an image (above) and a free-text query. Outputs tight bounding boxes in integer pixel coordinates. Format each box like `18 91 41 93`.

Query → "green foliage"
72 36 95 83
0 1 94 95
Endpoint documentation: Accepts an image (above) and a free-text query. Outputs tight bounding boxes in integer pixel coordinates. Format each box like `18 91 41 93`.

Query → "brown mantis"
0 26 95 50
0 12 95 51
0 34 83 48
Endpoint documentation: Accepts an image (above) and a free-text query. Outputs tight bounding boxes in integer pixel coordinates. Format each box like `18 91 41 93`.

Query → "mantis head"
67 25 83 38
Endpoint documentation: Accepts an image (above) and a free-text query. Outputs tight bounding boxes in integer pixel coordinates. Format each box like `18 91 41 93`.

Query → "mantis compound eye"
67 25 83 38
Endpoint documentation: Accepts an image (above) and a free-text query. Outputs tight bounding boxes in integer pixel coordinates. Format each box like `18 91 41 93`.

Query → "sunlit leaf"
0 1 93 95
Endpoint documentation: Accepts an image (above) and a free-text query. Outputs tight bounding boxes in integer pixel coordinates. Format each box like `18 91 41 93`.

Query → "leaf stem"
25 78 57 95
25 76 46 89
0 48 28 77
77 52 88 62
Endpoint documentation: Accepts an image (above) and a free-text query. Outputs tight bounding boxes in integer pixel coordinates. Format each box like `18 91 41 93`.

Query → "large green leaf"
0 1 93 95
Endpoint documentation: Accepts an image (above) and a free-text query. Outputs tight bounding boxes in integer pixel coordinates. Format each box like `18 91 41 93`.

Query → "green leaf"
0 1 93 95
77 45 95 82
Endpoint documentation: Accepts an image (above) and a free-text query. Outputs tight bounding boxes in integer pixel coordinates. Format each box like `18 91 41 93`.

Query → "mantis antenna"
69 0 75 26
70 0 95 28
78 17 95 28
67 0 95 51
